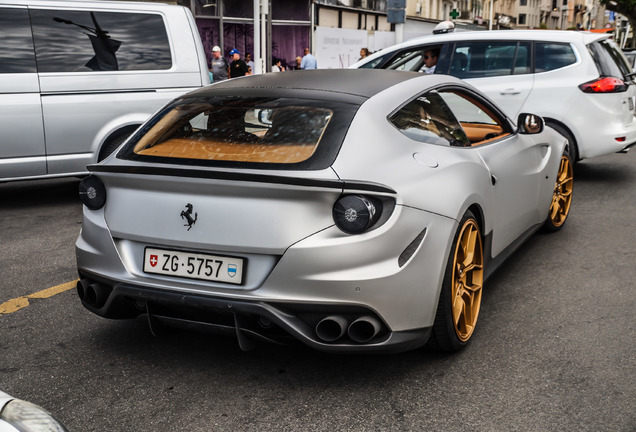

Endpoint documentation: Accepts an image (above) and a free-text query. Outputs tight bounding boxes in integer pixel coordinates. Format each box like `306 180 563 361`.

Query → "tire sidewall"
429 210 482 351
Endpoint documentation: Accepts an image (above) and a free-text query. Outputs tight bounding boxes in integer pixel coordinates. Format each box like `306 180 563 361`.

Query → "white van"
0 0 210 182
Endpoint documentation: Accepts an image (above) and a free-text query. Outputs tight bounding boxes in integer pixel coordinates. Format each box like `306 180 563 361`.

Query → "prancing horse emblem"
180 203 197 231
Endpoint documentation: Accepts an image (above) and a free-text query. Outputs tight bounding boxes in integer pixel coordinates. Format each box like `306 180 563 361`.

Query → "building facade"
164 0 615 72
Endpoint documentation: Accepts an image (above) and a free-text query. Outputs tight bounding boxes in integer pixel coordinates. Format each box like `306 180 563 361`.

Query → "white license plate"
143 248 244 285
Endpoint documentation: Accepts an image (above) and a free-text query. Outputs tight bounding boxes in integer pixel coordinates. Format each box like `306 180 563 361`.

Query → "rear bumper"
76 200 457 352
76 274 430 353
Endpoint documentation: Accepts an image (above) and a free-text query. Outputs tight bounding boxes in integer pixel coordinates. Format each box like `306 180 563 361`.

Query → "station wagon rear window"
120 96 358 170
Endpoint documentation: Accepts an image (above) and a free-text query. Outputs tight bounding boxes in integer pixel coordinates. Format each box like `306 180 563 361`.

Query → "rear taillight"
79 175 107 210
579 77 628 93
333 195 382 234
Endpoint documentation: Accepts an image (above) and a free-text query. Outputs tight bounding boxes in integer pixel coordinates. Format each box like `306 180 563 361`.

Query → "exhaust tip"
315 315 348 342
76 279 88 301
348 316 382 343
84 283 108 308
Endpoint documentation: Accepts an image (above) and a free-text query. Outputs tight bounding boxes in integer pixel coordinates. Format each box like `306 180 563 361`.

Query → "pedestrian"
292 56 302 70
209 45 229 82
245 53 255 71
300 47 317 70
271 58 284 72
359 47 370 60
229 48 249 78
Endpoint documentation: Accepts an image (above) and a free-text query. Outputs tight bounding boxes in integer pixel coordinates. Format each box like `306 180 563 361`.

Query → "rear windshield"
119 96 358 170
588 39 632 79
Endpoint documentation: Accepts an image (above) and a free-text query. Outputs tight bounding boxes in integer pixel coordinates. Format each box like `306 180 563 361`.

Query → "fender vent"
398 228 427 267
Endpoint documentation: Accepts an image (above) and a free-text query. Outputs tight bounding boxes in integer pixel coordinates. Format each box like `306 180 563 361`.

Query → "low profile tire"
428 210 484 352
543 151 574 232
98 130 134 161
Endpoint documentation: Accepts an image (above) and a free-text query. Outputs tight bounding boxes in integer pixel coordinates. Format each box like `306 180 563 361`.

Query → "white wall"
315 26 396 68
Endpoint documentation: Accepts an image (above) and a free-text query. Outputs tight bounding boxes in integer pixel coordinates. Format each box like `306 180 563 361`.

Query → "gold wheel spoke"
451 219 484 342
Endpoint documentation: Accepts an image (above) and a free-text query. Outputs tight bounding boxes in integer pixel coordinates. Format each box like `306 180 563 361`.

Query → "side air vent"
398 228 427 267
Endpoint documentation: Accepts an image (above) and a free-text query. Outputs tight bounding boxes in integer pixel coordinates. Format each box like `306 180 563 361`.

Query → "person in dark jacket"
229 48 249 78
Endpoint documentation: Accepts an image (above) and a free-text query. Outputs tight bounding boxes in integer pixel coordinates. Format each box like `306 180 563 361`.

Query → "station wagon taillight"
579 77 628 93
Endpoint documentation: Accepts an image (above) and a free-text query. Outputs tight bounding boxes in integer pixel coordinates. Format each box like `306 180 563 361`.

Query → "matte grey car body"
75 70 570 353
0 0 209 182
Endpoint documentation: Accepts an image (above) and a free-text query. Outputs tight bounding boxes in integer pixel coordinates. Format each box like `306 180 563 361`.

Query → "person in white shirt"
271 58 285 72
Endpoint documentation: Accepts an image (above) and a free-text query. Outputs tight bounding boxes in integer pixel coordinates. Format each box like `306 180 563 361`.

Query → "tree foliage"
601 0 636 47
601 0 636 27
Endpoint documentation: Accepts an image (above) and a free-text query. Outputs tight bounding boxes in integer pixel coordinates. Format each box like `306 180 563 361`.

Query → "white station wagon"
353 30 636 162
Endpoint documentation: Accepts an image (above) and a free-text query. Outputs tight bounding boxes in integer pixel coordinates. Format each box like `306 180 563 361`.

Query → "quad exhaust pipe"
76 279 108 308
348 316 382 343
315 315 382 343
315 315 348 342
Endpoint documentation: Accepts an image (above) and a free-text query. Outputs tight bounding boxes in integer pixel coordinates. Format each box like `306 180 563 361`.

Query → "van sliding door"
0 7 46 180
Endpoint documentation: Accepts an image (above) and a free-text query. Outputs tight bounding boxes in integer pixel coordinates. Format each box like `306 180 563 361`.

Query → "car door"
438 88 547 256
448 41 534 120
0 6 46 180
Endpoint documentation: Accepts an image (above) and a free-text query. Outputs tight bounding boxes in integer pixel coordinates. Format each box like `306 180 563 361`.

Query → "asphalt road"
0 153 634 432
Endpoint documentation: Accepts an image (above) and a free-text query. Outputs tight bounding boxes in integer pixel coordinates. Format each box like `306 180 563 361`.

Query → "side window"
389 92 470 147
383 45 442 72
450 41 522 78
385 49 427 71
358 53 391 69
0 8 37 73
513 42 531 75
588 39 632 79
438 90 511 146
30 9 172 72
535 42 576 72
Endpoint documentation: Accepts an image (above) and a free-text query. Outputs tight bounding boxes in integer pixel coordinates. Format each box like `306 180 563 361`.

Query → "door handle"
500 88 521 95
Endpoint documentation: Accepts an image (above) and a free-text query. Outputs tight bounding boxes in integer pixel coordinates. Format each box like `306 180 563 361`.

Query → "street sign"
388 0 407 8
387 9 406 23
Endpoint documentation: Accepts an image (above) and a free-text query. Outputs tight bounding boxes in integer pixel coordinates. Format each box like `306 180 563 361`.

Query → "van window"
0 8 37 73
450 42 530 78
30 9 172 72
389 92 470 146
535 42 576 72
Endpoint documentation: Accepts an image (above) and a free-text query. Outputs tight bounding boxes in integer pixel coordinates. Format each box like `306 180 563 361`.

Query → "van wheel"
98 130 134 161
547 122 579 163
427 210 484 352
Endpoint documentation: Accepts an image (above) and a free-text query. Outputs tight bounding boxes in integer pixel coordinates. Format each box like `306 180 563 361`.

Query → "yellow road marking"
0 280 78 316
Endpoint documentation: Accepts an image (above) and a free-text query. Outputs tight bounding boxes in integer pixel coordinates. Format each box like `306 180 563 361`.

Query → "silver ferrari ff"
75 69 573 353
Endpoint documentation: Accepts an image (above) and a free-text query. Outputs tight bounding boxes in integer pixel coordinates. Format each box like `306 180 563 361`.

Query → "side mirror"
517 113 544 135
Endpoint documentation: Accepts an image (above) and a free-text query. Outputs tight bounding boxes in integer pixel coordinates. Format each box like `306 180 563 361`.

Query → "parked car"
0 0 210 183
622 49 636 70
0 390 68 431
352 30 636 163
75 69 572 353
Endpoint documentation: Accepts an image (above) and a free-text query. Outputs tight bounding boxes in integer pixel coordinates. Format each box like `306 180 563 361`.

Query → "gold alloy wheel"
451 219 484 342
549 155 574 228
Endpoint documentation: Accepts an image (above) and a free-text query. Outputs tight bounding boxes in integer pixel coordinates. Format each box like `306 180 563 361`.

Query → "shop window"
272 0 310 20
